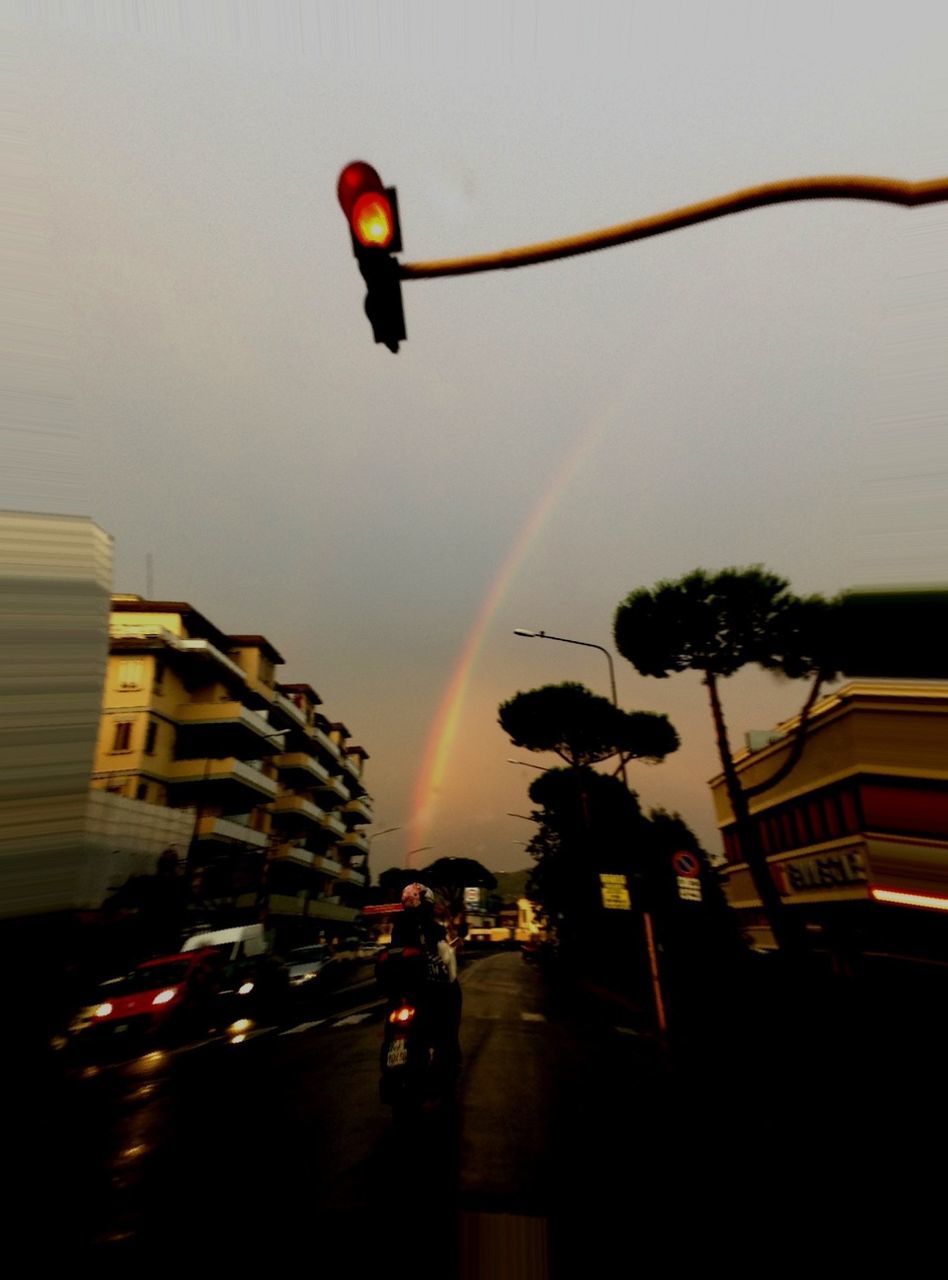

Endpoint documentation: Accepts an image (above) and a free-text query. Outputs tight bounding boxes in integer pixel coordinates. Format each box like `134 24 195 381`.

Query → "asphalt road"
22 951 679 1274
14 948 948 1273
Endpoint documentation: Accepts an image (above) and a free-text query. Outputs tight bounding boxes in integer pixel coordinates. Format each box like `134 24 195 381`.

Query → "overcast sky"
7 1 946 872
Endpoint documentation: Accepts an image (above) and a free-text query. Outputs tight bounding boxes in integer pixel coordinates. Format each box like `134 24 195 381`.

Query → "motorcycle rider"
385 882 461 1076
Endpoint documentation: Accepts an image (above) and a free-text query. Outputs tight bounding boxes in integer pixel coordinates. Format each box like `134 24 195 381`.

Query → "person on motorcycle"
386 882 461 1075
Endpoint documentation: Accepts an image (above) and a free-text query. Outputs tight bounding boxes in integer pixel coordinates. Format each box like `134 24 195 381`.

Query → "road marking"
279 1019 327 1036
334 1012 372 1027
520 1012 546 1022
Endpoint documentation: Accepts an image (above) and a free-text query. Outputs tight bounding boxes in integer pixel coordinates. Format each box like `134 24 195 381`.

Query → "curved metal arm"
401 175 948 280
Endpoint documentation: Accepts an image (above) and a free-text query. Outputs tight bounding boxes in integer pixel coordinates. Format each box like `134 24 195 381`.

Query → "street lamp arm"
400 174 948 280
516 629 618 708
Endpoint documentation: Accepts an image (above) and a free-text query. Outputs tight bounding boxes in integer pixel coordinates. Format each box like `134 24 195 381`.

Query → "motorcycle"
376 946 459 1116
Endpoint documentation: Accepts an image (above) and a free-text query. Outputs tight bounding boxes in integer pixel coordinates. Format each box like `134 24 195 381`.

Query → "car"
68 949 223 1053
182 923 290 1024
285 944 333 994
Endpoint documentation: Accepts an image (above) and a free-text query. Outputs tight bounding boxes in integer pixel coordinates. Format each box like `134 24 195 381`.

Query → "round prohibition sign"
672 850 701 878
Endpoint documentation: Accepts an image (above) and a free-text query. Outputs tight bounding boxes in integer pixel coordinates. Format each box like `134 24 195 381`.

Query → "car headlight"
151 988 178 1006
95 1002 113 1018
238 981 254 996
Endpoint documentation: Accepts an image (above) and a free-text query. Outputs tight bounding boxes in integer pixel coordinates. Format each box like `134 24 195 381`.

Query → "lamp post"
404 845 432 871
513 626 668 1042
365 825 401 886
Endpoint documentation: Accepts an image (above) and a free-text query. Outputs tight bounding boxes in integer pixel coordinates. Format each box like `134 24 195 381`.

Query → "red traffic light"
352 191 395 249
338 161 397 248
337 160 405 351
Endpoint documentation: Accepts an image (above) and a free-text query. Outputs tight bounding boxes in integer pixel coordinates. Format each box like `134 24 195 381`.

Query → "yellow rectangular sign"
600 873 632 910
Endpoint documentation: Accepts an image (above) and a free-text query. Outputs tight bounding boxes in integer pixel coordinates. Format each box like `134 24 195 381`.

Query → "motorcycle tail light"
389 1005 416 1025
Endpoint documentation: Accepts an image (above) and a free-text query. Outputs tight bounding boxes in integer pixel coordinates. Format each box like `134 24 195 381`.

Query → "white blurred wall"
0 511 112 918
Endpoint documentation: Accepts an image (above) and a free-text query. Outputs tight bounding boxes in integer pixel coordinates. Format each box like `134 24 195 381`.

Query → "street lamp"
514 627 620 735
513 627 668 1042
404 845 432 871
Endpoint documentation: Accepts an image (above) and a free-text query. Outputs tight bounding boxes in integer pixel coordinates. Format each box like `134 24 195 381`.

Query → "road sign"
677 876 702 902
672 850 701 879
600 873 631 911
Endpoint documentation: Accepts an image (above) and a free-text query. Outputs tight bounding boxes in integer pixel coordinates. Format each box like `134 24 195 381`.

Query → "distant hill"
491 868 531 903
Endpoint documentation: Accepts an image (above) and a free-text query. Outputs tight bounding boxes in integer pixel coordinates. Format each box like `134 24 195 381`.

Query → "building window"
145 721 158 755
118 659 144 690
780 812 795 849
111 721 133 752
822 794 842 839
793 807 811 846
137 782 149 801
839 789 860 833
807 799 827 842
153 661 165 693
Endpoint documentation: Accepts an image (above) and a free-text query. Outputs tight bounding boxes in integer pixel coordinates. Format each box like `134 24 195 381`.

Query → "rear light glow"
389 1005 416 1025
353 192 394 248
95 1002 113 1018
871 886 948 912
151 988 178 1006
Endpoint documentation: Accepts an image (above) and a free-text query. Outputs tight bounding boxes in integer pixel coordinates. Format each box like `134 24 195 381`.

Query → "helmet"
401 882 434 910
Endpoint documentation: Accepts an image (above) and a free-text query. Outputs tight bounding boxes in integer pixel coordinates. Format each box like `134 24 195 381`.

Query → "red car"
71 949 223 1051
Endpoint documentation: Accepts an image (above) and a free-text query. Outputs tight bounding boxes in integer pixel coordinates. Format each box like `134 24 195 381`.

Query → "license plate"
386 1038 408 1068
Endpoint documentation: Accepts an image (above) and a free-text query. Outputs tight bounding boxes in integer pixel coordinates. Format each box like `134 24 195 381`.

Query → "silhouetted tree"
498 682 678 772
614 566 840 954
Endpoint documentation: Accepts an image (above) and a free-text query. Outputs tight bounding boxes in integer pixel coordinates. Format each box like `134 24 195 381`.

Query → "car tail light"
389 1005 416 1025
151 988 178 1006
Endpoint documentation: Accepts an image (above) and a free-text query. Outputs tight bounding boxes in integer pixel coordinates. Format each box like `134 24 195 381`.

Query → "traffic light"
337 161 406 352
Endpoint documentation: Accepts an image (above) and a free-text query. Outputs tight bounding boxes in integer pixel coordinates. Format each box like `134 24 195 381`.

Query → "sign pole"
642 910 668 1044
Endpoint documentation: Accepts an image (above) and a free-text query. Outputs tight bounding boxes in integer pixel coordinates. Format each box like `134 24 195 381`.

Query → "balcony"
175 702 285 758
338 830 369 857
343 796 373 825
166 757 278 805
276 752 330 786
314 775 350 805
321 812 347 840
271 794 328 828
340 752 362 781
271 690 309 732
338 866 366 887
309 725 341 767
312 854 344 877
269 842 315 867
195 816 268 848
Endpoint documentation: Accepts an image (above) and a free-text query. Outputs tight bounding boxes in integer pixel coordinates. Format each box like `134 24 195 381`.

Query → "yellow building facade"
93 596 373 932
710 680 948 956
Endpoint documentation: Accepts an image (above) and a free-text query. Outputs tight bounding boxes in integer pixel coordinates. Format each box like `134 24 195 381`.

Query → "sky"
5 0 947 874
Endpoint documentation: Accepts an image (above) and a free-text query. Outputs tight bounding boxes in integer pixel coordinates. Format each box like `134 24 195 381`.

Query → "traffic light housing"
337 161 406 352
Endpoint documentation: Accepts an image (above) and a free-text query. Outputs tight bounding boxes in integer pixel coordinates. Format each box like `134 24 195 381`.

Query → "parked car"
180 925 290 1025
285 944 333 997
68 949 223 1053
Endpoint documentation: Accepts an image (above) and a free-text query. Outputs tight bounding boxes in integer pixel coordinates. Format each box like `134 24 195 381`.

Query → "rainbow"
405 405 623 864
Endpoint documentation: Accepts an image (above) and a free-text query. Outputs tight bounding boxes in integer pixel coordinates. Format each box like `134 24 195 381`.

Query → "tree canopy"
613 566 840 681
498 681 679 769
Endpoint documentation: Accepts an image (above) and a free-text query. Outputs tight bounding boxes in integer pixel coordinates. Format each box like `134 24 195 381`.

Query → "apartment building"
93 596 373 935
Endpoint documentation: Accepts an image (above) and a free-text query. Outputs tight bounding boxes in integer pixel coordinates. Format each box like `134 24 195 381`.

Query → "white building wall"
80 790 194 907
0 511 112 918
